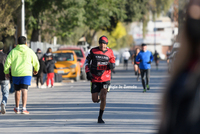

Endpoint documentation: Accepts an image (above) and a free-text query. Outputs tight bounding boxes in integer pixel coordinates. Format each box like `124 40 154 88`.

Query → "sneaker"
146 85 150 90
47 85 51 88
51 85 54 88
1 103 6 114
21 109 29 114
143 89 146 93
14 108 20 114
98 117 105 123
40 85 47 89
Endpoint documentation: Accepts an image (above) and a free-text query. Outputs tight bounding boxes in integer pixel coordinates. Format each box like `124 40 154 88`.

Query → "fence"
30 42 61 53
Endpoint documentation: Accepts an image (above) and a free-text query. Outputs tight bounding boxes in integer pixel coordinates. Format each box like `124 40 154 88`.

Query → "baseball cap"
99 36 108 44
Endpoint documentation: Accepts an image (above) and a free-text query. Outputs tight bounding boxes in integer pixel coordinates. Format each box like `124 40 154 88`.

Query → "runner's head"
135 48 140 55
141 43 147 51
18 36 26 45
99 36 108 51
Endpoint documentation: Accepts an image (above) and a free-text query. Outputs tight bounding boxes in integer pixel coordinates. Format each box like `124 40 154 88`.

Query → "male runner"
136 43 153 93
85 36 115 123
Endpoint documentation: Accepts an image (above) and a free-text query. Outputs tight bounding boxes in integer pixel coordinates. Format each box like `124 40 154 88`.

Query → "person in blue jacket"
136 43 154 92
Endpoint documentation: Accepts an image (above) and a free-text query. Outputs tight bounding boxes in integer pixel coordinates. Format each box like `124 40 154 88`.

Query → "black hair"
18 36 26 44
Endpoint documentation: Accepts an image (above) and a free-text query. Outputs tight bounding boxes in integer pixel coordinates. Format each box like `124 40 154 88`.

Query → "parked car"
53 50 81 81
58 46 87 80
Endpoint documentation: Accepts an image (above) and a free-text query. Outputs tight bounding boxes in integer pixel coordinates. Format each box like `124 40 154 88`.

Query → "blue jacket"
136 50 154 69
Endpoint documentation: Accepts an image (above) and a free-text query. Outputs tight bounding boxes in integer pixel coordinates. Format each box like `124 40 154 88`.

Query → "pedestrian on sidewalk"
43 47 53 83
136 43 153 93
158 0 200 133
36 49 47 88
45 53 55 88
4 36 39 114
122 49 131 70
0 42 9 114
85 35 115 123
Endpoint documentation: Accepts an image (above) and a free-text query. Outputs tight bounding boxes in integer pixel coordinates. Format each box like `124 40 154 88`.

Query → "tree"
0 0 21 40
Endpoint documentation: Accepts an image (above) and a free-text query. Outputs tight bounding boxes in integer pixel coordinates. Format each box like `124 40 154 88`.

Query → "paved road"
0 61 168 133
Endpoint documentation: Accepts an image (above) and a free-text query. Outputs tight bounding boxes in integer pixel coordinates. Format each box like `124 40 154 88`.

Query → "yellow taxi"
53 50 81 81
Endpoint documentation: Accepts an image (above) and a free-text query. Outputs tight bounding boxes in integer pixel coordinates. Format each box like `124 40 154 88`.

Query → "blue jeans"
0 80 9 106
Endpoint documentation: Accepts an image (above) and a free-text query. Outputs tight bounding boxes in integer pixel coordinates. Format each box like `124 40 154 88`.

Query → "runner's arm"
31 50 40 72
84 50 93 73
150 52 154 62
108 50 115 70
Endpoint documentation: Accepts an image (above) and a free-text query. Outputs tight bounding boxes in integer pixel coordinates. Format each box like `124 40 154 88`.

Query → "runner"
136 43 153 93
154 50 160 70
131 48 141 81
85 35 115 123
122 49 130 70
0 42 9 114
4 36 39 114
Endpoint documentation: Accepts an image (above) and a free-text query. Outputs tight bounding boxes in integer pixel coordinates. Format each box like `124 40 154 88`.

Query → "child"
45 53 55 88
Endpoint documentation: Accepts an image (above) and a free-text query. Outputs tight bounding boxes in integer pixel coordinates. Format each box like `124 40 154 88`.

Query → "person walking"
36 51 47 88
131 48 141 81
4 36 39 114
0 42 9 114
136 43 154 93
122 49 130 70
154 50 160 70
45 53 55 88
85 35 115 123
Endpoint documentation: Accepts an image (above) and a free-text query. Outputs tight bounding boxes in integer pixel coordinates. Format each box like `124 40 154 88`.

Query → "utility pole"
21 0 25 36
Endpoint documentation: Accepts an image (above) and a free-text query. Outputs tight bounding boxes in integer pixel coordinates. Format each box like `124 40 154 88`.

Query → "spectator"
45 53 55 88
158 0 200 133
0 42 9 114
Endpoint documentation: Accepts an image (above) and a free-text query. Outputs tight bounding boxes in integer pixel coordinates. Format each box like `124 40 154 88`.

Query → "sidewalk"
29 78 77 88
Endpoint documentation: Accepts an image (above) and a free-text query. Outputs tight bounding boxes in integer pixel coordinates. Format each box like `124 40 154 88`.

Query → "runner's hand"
5 74 10 79
86 72 93 81
33 71 38 75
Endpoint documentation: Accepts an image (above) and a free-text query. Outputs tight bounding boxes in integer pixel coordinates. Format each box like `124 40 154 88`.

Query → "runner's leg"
140 69 146 90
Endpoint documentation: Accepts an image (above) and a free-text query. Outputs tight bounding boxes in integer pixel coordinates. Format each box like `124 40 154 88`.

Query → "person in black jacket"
0 42 9 114
36 56 47 88
45 53 55 88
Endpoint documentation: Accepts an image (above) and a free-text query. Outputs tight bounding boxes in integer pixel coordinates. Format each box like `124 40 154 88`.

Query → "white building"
129 17 178 59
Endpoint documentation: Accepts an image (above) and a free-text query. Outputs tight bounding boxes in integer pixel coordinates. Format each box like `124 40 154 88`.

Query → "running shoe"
98 117 105 123
1 103 6 114
143 89 146 93
40 85 46 89
21 109 29 114
146 85 150 90
14 108 20 114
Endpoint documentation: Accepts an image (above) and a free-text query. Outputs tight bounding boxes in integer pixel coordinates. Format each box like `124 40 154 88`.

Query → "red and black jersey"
85 47 115 82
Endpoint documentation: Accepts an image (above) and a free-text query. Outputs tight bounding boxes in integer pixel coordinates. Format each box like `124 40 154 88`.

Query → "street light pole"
154 19 156 52
21 0 25 36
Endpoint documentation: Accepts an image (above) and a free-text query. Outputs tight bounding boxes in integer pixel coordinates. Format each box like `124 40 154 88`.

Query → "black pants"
36 73 44 86
140 69 150 89
124 59 128 69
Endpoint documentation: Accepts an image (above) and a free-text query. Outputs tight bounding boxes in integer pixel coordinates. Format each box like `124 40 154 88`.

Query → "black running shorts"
14 84 29 91
91 81 111 93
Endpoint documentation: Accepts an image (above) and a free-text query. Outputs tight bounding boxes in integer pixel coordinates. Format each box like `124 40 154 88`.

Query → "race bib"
97 62 108 70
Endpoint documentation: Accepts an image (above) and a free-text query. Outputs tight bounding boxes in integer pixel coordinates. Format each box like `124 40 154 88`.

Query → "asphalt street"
0 60 169 134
